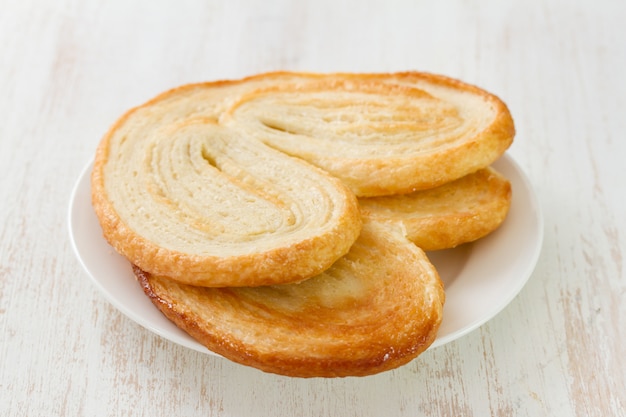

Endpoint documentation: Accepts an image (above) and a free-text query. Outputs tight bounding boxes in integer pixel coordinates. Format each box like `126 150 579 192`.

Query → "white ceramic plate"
68 153 543 354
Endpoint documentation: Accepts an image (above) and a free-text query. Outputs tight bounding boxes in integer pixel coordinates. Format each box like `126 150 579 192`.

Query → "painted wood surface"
1 0 624 415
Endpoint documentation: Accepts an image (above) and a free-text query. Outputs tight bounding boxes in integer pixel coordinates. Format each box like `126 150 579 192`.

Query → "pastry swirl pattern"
223 73 514 195
134 220 445 378
93 111 362 287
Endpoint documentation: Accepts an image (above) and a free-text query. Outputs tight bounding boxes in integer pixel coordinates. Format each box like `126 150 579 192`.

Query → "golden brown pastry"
92 121 362 287
222 72 515 196
359 167 512 251
133 220 445 378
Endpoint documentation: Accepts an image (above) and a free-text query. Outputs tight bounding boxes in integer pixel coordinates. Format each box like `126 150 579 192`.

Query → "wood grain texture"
1 0 624 415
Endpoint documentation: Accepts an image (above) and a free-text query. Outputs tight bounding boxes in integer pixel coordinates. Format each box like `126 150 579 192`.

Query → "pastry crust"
133 220 445 378
223 72 515 196
359 167 512 250
92 120 361 287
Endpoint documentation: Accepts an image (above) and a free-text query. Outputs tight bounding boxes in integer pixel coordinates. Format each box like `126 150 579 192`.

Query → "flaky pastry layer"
92 115 361 287
360 167 512 250
223 72 515 195
134 220 445 378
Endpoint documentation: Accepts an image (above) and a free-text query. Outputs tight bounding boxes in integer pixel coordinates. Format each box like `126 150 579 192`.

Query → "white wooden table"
1 0 624 415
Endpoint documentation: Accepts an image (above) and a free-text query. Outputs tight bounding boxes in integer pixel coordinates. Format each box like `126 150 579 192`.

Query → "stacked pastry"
91 72 514 377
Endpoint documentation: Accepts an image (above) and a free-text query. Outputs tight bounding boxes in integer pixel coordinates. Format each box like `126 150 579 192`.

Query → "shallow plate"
68 153 543 354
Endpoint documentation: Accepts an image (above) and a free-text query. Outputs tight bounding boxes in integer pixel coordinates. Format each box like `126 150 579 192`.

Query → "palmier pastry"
133 220 445 378
92 120 362 287
359 167 512 250
222 72 515 196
